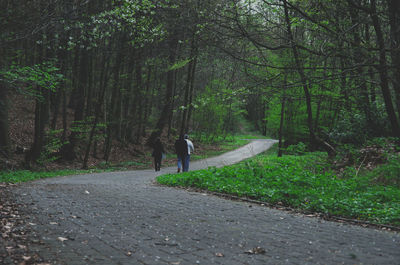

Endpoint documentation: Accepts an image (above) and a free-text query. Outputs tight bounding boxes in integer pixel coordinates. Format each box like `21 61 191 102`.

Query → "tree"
0 84 10 158
370 0 400 137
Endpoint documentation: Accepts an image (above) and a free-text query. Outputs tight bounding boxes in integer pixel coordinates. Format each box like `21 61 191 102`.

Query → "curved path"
12 140 400 264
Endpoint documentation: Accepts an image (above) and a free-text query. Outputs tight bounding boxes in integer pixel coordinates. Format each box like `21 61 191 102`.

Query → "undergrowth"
157 151 400 227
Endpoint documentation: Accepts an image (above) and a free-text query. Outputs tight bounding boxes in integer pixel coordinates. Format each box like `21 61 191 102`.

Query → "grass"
157 149 400 227
0 169 107 183
0 160 155 183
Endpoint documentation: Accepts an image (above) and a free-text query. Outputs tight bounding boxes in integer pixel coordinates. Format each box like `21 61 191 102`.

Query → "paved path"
11 140 400 265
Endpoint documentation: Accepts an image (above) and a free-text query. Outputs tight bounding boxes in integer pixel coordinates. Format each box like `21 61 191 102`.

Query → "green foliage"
192 80 245 137
328 101 391 145
329 111 368 145
0 169 94 183
71 116 106 141
284 142 307 155
169 58 192 71
0 61 63 100
88 0 166 48
368 154 400 186
157 151 400 226
37 129 68 165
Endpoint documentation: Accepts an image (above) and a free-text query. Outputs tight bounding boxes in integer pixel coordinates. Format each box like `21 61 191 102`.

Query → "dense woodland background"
1 0 399 170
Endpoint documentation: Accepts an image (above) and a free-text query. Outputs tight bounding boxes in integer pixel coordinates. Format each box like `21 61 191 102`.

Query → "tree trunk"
371 0 400 137
180 53 195 135
283 0 316 149
364 22 377 108
26 37 50 164
0 84 10 158
186 55 198 134
85 55 94 117
69 44 81 109
104 40 124 161
147 35 179 145
142 65 154 138
51 37 68 130
278 76 287 157
388 0 400 118
61 48 88 160
168 69 179 139
82 52 110 169
134 52 144 144
28 88 50 163
348 1 373 126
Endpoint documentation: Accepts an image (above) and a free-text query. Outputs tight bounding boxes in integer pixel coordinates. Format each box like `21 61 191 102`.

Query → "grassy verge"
0 169 103 183
157 150 400 227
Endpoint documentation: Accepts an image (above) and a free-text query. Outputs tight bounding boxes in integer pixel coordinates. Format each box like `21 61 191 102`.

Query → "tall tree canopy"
0 0 398 167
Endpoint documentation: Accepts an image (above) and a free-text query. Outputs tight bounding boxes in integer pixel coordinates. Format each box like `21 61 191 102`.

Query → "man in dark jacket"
174 134 187 173
152 138 164 171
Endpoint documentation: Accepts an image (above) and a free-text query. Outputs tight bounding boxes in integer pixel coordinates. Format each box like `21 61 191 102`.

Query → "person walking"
183 134 194 172
152 138 164 171
174 134 187 173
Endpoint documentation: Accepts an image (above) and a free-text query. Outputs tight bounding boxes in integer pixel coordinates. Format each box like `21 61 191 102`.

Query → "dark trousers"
178 155 187 172
183 155 190 172
154 156 162 171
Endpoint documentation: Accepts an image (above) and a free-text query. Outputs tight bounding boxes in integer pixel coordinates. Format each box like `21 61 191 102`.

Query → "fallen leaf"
57 237 68 242
49 222 58 225
22 256 31 261
125 251 132 256
18 244 27 249
84 190 90 194
245 247 266 255
215 253 224 257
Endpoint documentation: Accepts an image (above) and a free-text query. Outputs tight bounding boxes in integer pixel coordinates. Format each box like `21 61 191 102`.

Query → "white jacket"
185 139 194 155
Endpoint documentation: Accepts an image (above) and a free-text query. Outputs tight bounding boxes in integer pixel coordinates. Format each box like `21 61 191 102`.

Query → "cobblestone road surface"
11 140 400 264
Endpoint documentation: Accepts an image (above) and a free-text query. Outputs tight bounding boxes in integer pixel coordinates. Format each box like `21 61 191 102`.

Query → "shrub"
284 142 307 155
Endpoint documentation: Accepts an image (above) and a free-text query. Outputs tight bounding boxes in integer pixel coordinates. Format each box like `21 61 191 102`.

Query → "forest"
1 0 400 170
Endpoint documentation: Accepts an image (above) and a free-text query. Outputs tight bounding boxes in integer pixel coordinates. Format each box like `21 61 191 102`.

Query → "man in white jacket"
183 134 194 172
